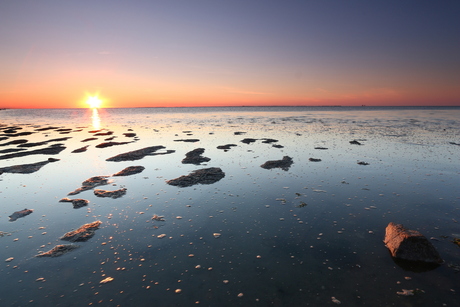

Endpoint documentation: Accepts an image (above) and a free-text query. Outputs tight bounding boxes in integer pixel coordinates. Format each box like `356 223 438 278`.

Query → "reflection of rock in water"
384 222 443 269
106 146 175 162
60 221 102 242
35 244 80 257
8 208 33 221
112 166 145 176
0 158 59 174
167 167 225 187
67 176 110 195
182 148 210 165
260 156 293 171
94 188 127 198
391 257 441 273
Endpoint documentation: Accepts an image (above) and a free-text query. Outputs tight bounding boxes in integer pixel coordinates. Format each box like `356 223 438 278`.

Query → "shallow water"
1 107 459 306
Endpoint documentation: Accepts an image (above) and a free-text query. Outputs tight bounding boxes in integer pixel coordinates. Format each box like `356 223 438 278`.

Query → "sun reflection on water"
92 108 101 130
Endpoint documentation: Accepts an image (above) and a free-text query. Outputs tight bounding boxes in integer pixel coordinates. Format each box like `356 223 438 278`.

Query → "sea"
1 106 459 306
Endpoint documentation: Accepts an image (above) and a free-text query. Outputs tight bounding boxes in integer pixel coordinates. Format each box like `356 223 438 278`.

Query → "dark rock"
309 158 322 162
35 244 80 257
88 130 101 133
449 142 460 146
350 140 362 145
9 208 33 221
272 144 284 148
34 126 60 131
72 145 90 153
2 131 34 137
174 139 200 143
0 148 26 154
217 144 237 151
234 131 246 135
81 137 98 142
123 133 137 137
17 137 71 148
96 141 130 148
260 156 293 171
0 160 51 174
182 148 211 165
0 139 28 146
241 138 257 144
261 138 278 144
94 131 114 136
0 144 66 160
55 128 72 132
94 188 127 199
60 221 102 242
314 147 328 150
59 197 90 209
106 146 174 162
67 176 110 195
384 222 443 264
357 161 370 165
112 166 145 176
167 167 225 187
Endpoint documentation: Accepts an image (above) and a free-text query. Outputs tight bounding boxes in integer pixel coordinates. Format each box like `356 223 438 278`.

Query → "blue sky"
1 0 459 108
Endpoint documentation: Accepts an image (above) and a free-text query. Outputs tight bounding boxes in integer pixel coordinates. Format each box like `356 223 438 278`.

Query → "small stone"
331 297 341 304
396 289 414 296
100 277 114 284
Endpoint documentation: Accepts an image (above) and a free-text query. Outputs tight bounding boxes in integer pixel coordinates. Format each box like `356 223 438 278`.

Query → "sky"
1 0 459 109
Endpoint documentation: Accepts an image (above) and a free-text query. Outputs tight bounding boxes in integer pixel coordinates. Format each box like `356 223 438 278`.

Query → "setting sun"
86 95 103 109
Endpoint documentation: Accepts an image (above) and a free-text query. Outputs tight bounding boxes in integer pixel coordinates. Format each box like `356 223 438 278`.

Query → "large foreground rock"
384 222 443 264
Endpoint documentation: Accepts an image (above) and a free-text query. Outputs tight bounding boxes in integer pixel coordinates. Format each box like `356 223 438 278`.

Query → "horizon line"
2 104 460 110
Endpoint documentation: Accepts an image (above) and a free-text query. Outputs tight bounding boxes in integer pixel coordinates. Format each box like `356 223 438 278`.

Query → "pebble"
5 257 14 262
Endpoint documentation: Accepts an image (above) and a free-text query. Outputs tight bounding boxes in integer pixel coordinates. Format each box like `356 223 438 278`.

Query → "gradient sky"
1 0 459 108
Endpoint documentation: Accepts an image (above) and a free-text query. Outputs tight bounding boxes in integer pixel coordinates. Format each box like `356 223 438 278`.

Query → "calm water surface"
1 107 459 306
